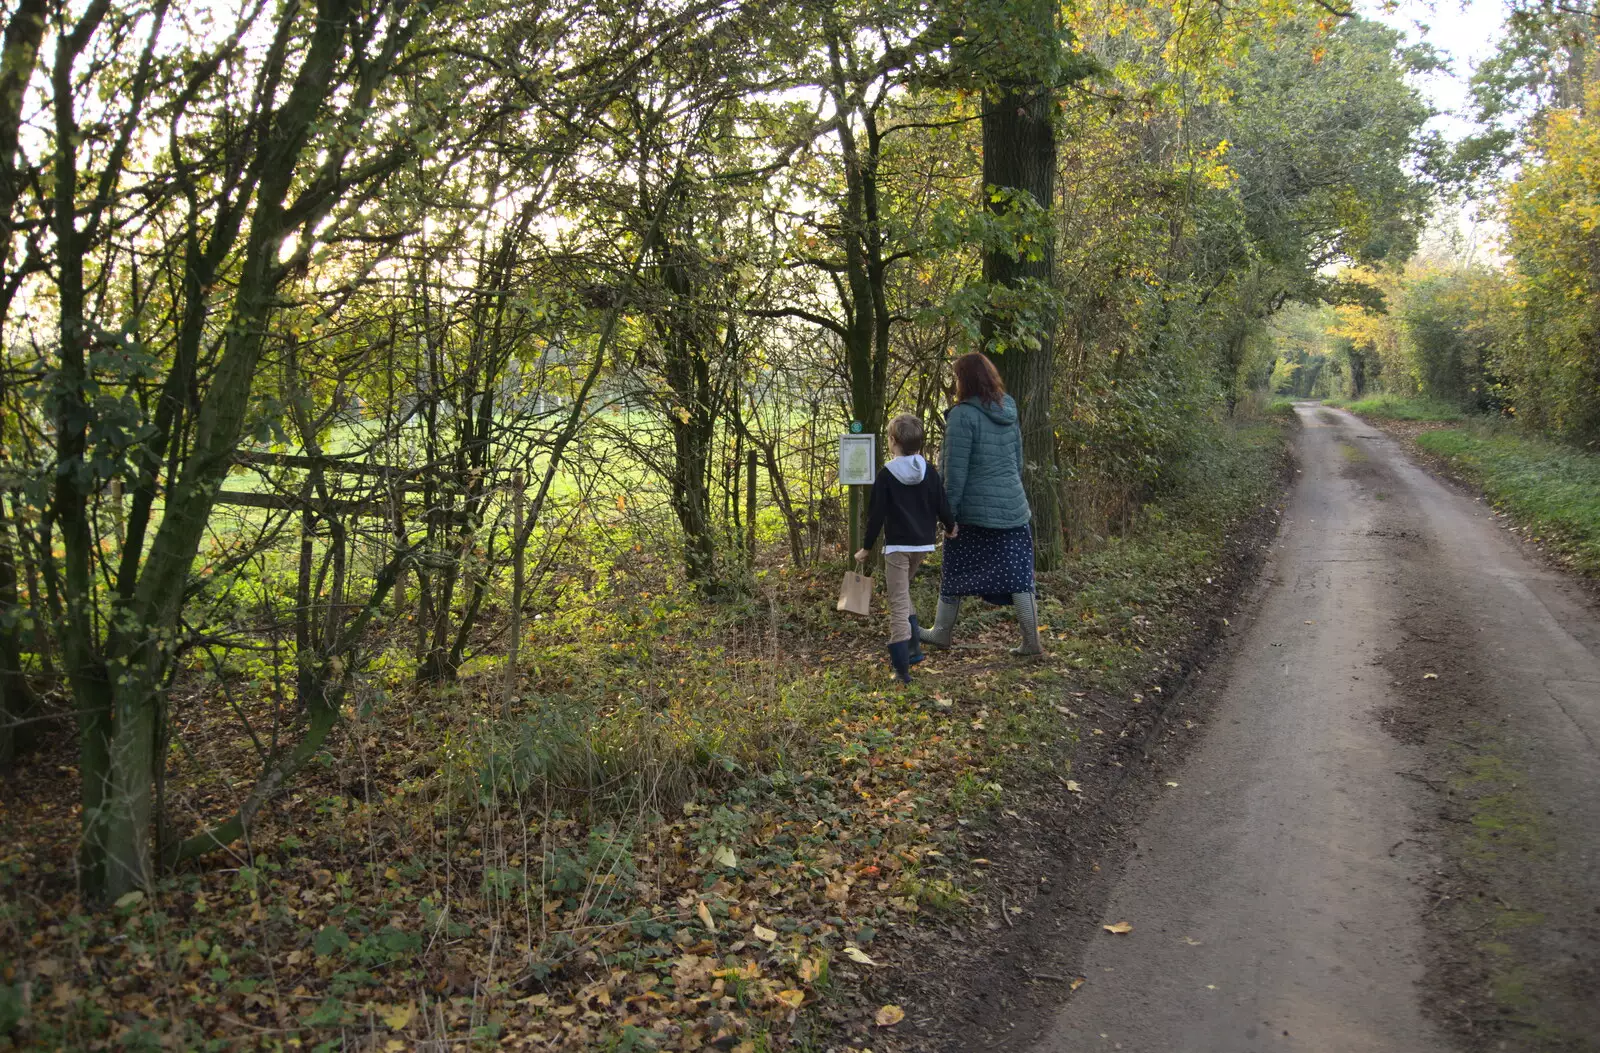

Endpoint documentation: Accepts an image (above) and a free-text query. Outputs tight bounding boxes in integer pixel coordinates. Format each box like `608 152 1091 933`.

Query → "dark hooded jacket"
862 454 955 550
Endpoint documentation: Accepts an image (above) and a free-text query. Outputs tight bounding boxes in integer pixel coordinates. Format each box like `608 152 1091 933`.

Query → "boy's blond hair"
887 414 925 455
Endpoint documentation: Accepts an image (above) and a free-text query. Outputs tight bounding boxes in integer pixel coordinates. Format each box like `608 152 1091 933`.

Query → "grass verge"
1326 393 1467 422
1415 428 1600 576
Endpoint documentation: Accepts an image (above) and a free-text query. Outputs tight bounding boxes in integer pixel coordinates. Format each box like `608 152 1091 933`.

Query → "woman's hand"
854 548 869 563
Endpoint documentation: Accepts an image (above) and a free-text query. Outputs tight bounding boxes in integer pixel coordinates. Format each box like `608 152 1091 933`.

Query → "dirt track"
1027 404 1600 1053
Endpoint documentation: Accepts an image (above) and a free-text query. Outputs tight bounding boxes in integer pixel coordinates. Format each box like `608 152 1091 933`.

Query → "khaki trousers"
883 551 926 643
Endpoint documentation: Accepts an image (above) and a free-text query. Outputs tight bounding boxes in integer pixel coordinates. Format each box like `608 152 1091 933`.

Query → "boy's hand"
854 548 869 563
948 524 959 538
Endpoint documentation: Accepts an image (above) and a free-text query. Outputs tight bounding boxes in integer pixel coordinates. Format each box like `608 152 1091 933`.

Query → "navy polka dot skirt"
939 524 1035 604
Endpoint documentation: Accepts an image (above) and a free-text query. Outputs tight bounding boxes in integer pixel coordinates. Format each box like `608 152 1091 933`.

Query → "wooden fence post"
390 488 409 621
847 486 860 565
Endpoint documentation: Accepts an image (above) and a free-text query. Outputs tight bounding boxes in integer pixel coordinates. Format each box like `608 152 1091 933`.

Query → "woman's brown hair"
952 351 1005 407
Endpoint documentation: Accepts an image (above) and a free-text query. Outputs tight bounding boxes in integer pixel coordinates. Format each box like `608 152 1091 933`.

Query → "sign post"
839 425 875 560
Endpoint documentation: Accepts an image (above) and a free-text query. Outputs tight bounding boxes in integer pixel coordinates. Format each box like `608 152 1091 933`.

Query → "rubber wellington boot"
907 615 926 665
886 640 913 684
918 597 961 648
1010 591 1043 657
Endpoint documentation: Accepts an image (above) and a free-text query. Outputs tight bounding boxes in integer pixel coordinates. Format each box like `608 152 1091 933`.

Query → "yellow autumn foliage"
1501 79 1600 440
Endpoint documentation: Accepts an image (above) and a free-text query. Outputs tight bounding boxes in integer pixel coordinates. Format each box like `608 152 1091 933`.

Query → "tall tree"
0 0 48 770
969 0 1088 570
41 0 454 899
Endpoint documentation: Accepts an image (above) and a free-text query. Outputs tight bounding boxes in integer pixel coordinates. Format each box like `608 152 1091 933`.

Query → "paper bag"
837 570 873 615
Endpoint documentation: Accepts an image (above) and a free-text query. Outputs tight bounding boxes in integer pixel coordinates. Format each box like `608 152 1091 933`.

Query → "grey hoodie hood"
963 393 1018 425
885 453 926 485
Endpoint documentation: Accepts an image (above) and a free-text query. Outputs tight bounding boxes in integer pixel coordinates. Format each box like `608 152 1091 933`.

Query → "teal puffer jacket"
940 395 1031 529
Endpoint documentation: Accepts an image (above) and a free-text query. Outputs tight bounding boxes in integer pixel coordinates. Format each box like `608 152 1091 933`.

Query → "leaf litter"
0 566 1094 1050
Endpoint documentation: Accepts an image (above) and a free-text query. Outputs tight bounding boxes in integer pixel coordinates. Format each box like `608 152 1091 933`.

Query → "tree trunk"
745 450 757 569
669 402 718 587
648 217 724 592
0 1 63 772
66 0 367 899
983 78 1064 570
827 41 889 445
503 474 524 712
0 494 35 771
50 0 120 900
662 339 717 590
102 684 159 892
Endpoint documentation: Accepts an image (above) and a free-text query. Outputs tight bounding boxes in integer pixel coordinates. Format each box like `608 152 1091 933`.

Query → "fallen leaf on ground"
843 946 879 966
712 844 738 868
775 989 806 1009
875 1004 906 1027
1070 977 1086 991
378 1003 414 1030
697 901 716 931
752 923 777 943
1065 780 1082 793
1184 936 1202 946
1103 921 1133 934
1422 672 1438 680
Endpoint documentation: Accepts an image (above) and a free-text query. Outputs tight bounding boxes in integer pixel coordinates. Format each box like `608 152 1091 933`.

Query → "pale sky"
1362 0 1513 261
1363 0 1512 143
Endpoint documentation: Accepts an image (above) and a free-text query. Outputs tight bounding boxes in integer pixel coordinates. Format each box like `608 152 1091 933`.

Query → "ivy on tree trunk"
982 78 1064 571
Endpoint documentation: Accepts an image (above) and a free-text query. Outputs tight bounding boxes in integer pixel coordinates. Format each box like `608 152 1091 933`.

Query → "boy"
856 414 956 684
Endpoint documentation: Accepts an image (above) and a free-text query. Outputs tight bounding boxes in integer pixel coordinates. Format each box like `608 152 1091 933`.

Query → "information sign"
838 434 876 486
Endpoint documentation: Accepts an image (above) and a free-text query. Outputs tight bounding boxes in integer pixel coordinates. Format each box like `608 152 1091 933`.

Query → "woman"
919 351 1042 656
